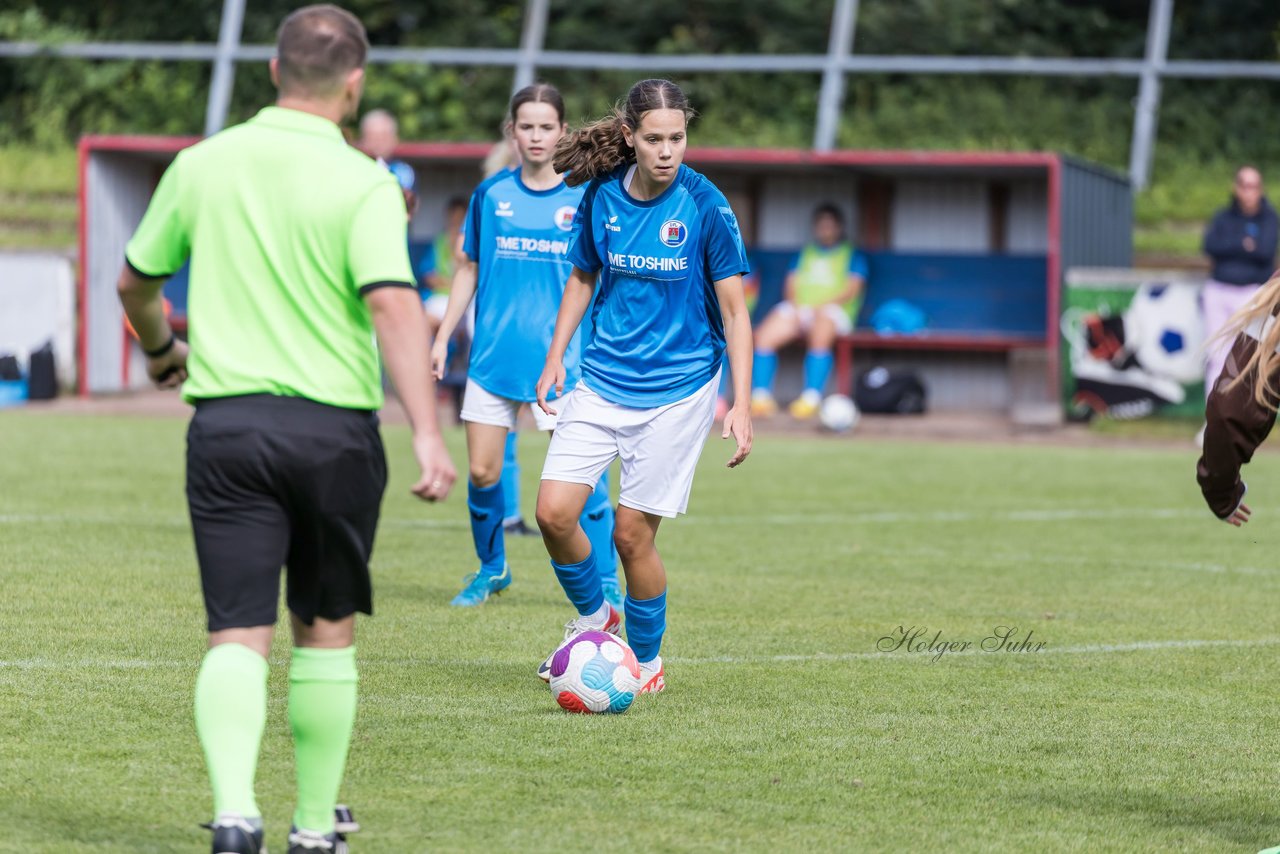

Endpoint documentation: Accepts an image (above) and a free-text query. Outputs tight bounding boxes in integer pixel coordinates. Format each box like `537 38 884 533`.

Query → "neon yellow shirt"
126 106 415 410
792 241 867 318
430 231 456 291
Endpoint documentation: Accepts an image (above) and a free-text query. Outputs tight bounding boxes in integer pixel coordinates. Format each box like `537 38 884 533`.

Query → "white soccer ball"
547 631 642 714
819 394 860 433
1122 281 1206 384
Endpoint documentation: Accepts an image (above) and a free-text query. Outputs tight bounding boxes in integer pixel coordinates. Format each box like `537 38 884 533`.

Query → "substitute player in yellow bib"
749 203 868 418
116 6 455 853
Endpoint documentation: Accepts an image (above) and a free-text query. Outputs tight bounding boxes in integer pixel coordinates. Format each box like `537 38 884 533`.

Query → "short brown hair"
276 5 369 97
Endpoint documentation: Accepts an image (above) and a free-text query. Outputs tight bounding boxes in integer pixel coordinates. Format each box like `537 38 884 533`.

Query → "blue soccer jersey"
567 164 750 408
462 168 585 401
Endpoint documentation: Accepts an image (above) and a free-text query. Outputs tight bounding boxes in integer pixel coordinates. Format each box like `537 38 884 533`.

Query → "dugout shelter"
79 137 1130 412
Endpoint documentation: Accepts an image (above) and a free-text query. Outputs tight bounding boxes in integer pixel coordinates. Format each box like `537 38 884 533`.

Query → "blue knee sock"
500 432 520 524
467 481 506 575
581 471 617 586
803 349 834 395
752 351 777 393
624 591 667 663
551 550 604 616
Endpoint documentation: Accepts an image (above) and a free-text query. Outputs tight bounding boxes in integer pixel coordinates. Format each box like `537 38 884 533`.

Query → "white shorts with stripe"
540 375 718 518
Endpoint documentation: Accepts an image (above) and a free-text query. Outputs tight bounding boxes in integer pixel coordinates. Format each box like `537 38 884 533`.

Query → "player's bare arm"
430 259 478 380
828 272 864 308
366 285 457 502
536 265 597 415
715 273 753 468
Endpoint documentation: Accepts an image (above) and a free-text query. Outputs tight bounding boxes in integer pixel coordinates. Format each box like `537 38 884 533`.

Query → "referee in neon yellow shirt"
116 6 456 853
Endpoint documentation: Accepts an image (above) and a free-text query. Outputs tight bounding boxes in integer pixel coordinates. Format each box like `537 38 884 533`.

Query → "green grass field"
3 411 1280 852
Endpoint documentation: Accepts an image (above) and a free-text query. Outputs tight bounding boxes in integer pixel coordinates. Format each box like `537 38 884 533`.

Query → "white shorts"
423 294 475 335
541 376 718 518
423 293 449 322
772 300 852 335
460 378 558 432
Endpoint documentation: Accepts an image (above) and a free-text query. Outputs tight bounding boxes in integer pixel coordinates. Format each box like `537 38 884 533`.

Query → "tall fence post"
814 0 859 152
204 0 247 137
1128 0 1173 191
513 0 551 93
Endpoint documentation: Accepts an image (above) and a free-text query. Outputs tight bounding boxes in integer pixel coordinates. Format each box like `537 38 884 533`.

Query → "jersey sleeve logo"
554 205 576 231
659 219 688 247
718 205 742 239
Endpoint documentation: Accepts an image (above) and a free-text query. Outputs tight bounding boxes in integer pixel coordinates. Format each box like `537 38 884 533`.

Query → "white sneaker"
638 656 665 694
537 604 622 682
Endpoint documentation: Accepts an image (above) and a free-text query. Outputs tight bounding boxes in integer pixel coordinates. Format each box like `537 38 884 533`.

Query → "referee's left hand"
146 339 189 389
722 403 753 468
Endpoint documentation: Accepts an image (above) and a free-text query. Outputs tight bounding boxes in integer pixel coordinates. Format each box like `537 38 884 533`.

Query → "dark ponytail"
555 78 694 187
555 110 629 187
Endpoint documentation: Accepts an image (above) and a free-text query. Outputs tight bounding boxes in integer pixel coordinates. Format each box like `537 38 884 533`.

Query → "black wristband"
143 332 176 358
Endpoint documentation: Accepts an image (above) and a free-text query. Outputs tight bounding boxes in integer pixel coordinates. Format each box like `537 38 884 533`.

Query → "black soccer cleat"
287 806 358 853
287 828 344 853
334 804 360 842
502 517 539 537
202 813 266 854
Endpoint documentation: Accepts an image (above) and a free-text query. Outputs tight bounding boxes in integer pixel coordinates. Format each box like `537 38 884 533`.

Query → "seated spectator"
750 203 868 418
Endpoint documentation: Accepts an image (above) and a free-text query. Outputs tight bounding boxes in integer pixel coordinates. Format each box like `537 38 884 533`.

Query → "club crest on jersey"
554 205 576 231
659 219 687 247
496 200 514 217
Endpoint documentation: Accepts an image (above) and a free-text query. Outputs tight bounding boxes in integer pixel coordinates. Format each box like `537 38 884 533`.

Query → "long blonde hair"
482 139 518 178
1213 272 1280 408
554 78 694 188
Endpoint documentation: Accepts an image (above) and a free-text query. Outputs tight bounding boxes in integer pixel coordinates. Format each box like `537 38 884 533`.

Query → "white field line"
3 637 1277 671
0 513 465 529
0 506 1208 529
677 637 1280 664
4 512 1271 576
884 545 1280 577
687 507 1207 525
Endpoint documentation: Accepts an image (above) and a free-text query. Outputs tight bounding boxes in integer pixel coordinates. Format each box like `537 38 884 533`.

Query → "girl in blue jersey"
534 79 754 692
431 83 619 608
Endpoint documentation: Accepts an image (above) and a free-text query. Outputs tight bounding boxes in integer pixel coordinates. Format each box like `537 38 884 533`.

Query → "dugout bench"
750 250 1048 406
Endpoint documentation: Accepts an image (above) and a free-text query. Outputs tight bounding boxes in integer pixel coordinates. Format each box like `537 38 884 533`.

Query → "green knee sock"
194 642 269 819
290 646 358 834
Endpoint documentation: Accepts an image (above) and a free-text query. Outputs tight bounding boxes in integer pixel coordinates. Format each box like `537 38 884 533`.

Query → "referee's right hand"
410 431 456 502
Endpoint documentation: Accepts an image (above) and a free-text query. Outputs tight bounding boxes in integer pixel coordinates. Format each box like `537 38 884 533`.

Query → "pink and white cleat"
638 657 665 694
537 603 622 683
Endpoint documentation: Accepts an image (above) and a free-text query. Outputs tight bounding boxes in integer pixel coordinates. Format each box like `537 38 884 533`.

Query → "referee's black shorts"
186 394 388 632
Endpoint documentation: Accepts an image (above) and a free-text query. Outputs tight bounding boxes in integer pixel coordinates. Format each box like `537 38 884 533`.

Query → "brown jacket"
1197 329 1280 518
